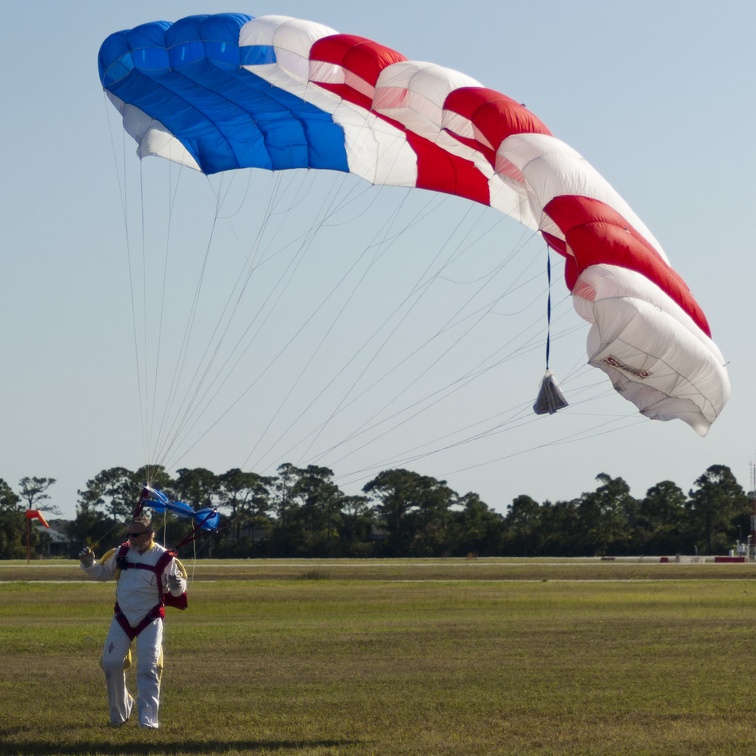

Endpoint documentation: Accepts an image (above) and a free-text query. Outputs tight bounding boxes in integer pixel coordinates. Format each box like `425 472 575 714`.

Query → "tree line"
0 463 751 560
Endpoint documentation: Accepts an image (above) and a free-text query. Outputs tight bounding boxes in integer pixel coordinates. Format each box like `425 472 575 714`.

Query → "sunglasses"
127 531 149 538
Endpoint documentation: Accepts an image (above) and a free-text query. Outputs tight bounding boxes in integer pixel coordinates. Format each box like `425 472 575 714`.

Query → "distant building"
38 521 75 558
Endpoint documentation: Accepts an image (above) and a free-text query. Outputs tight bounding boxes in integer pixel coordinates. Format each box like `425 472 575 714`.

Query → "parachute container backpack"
98 12 730 435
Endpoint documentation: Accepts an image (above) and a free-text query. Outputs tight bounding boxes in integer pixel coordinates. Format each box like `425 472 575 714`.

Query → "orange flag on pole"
25 510 49 528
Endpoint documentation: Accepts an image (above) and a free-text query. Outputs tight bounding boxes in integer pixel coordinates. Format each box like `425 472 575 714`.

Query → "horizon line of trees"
0 464 752 560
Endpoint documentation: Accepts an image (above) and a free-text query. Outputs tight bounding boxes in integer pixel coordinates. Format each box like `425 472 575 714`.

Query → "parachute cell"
99 12 730 435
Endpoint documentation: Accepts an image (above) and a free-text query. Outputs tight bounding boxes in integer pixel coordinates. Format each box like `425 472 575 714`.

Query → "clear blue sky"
1 1 753 518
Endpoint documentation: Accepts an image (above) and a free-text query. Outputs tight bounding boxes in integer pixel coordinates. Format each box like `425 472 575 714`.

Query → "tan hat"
129 513 154 532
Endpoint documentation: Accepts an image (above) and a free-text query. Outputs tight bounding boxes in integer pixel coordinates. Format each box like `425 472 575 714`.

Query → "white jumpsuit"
81 541 187 728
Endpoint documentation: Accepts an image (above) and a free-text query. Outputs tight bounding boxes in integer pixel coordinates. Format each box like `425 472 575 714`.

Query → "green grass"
4 556 756 583
2 560 756 754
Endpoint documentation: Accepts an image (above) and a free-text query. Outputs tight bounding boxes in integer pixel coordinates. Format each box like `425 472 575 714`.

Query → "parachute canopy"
99 12 730 435
140 487 220 532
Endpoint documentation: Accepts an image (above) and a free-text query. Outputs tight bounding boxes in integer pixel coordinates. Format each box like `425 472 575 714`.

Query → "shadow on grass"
0 736 362 755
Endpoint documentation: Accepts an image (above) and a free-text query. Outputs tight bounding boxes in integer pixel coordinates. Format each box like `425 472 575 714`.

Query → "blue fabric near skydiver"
141 488 220 532
98 13 350 175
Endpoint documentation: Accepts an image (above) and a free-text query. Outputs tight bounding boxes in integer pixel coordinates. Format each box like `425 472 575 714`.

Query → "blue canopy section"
142 487 220 532
98 13 349 175
194 508 221 532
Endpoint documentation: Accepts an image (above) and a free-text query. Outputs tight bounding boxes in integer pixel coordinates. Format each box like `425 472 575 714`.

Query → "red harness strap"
113 601 165 641
116 543 175 578
113 544 185 638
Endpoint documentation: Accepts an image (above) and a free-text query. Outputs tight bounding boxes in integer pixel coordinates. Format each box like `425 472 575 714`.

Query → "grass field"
2 558 756 755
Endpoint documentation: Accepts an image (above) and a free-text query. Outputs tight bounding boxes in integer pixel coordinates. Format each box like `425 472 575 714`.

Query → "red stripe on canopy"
544 195 710 337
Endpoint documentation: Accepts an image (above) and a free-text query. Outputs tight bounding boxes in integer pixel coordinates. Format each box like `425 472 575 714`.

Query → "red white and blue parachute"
98 12 729 435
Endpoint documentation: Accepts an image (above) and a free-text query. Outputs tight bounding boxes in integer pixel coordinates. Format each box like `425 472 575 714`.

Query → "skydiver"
79 513 187 729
